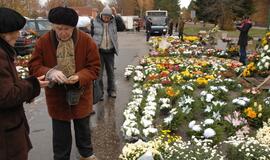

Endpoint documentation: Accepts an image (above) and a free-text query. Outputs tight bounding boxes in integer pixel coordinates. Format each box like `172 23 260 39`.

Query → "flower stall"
120 35 270 160
15 54 31 79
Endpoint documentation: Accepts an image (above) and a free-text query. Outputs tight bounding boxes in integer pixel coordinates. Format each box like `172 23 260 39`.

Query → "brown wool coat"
28 29 100 121
0 40 40 160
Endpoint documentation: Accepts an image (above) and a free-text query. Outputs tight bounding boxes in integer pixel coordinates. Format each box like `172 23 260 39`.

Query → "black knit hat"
0 7 26 33
48 6 78 27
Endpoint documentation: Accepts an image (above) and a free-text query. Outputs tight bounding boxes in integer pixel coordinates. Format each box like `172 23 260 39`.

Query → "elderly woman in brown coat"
28 6 100 160
0 7 48 160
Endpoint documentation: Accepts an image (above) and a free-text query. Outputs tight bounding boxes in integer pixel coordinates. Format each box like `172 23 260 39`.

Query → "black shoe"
90 111 95 115
99 96 104 101
108 91 116 98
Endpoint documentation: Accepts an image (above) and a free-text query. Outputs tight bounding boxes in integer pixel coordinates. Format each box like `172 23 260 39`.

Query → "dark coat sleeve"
115 15 126 31
237 23 252 46
0 52 40 109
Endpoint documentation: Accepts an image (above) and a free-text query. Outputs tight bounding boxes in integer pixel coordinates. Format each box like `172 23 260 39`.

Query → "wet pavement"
24 31 148 160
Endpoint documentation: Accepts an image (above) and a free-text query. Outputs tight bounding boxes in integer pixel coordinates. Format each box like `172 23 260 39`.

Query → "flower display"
188 119 218 139
224 111 250 137
255 42 270 77
242 62 256 77
224 136 270 160
256 119 270 146
15 55 32 79
124 65 135 79
122 35 270 159
163 137 224 160
232 97 250 107
261 32 270 46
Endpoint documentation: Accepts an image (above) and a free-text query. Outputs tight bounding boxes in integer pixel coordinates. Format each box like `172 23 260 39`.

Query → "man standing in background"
178 16 185 41
91 5 125 100
145 17 152 41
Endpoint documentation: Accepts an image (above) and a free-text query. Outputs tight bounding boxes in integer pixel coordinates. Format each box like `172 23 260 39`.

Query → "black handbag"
93 80 102 104
65 84 84 106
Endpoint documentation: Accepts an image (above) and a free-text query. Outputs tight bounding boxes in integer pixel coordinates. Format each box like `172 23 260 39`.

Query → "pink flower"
224 115 232 122
150 51 159 56
232 119 241 127
233 111 240 118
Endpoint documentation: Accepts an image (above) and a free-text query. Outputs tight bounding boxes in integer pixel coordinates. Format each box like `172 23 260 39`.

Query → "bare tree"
0 0 41 18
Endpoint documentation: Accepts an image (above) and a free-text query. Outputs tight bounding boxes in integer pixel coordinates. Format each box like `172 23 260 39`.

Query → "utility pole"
63 0 67 7
268 3 270 31
140 0 144 18
25 0 31 17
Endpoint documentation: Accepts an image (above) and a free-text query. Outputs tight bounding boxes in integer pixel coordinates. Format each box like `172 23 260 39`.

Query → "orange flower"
160 71 170 77
193 70 203 75
147 74 158 80
244 107 257 119
165 87 179 97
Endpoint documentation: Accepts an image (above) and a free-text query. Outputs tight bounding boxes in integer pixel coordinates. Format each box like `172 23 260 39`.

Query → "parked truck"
145 10 168 36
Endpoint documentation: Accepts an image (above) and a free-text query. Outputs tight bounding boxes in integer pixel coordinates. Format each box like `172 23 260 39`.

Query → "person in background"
28 6 100 160
145 17 152 41
91 5 125 100
168 20 174 36
237 16 252 65
178 16 185 41
0 7 48 160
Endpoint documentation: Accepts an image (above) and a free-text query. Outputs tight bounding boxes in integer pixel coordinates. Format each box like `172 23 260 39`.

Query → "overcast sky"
39 0 191 8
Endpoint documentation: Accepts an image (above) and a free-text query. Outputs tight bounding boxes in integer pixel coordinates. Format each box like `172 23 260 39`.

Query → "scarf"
56 38 75 77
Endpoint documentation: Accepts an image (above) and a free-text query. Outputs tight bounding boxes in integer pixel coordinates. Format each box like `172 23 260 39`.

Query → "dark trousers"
52 116 93 160
146 30 151 41
239 45 247 65
98 49 116 95
178 31 184 41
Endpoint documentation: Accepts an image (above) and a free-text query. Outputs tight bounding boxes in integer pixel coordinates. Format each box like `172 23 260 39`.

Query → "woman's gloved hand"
46 68 67 84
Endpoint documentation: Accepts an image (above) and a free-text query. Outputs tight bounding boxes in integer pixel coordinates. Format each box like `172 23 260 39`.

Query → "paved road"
25 31 148 160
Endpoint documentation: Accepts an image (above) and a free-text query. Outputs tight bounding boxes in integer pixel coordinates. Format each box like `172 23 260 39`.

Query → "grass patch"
182 23 267 38
226 28 268 38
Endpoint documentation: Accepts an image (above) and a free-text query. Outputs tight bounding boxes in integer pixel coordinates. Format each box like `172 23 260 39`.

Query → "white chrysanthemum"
203 128 216 138
264 45 269 51
265 62 270 69
201 91 207 96
189 120 196 129
192 125 202 132
204 119 214 125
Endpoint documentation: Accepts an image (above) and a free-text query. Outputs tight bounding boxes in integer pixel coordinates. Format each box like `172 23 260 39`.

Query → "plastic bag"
158 39 171 50
138 150 154 160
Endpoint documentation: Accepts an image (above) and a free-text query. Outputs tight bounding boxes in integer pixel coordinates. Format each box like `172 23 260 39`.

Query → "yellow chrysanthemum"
204 75 215 80
181 70 193 78
196 77 208 86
